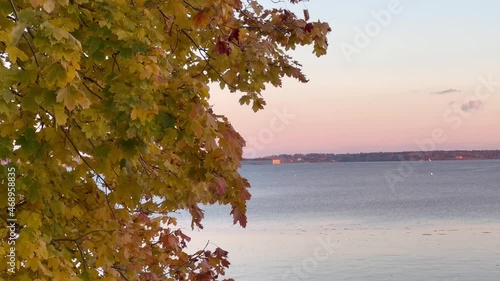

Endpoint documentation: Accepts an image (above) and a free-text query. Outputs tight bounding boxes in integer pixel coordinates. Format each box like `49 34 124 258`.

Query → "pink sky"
209 1 500 157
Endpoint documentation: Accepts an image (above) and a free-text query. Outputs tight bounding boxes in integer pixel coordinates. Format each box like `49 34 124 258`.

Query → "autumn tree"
0 0 329 279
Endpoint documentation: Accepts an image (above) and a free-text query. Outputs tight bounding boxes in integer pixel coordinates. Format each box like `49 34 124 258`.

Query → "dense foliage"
0 0 329 279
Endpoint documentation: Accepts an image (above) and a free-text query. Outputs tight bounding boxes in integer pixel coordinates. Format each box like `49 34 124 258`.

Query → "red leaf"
239 187 251 200
137 213 150 224
228 28 239 43
214 248 228 258
199 260 210 273
231 207 247 228
304 23 314 33
280 10 292 22
174 229 191 242
303 9 310 21
215 177 228 195
215 40 231 56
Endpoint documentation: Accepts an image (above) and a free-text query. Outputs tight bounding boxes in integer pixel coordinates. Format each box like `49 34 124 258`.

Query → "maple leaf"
228 28 240 43
193 9 211 28
304 23 314 33
30 0 44 8
137 213 151 224
6 46 29 62
231 207 248 228
43 0 55 13
215 40 231 56
214 177 228 195
56 87 77 111
304 9 310 21
56 85 89 111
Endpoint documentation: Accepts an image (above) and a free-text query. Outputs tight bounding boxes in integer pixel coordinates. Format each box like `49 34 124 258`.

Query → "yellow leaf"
36 240 49 259
43 0 55 13
10 22 27 46
78 94 90 109
56 87 76 111
116 30 132 40
25 258 40 271
51 27 70 41
56 85 89 110
130 108 139 120
53 105 68 126
6 46 29 62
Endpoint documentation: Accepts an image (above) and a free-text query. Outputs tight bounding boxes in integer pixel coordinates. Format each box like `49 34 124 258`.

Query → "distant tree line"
247 150 500 163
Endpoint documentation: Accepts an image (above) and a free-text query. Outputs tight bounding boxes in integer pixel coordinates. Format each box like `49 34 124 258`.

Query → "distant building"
456 155 463 160
272 159 281 165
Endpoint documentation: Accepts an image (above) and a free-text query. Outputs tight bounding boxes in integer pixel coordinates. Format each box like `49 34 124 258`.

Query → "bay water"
178 160 500 280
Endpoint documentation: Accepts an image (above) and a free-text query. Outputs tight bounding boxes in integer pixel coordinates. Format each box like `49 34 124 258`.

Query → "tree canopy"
0 0 329 279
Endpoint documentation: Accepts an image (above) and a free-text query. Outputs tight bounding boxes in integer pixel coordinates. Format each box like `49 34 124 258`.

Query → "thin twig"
23 34 39 67
50 238 88 272
8 0 39 66
179 29 237 90
82 81 103 100
8 0 19 22
182 0 200 11
82 76 105 90
111 52 120 72
60 126 116 219
112 265 130 281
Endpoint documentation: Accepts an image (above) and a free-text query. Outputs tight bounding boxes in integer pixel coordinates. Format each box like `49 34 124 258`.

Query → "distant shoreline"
243 150 500 164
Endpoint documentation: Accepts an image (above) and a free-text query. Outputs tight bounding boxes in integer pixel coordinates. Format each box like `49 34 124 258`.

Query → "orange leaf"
193 10 210 28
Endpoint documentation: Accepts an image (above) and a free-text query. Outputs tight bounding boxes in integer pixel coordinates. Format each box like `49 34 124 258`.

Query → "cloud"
432 88 461 94
461 100 483 112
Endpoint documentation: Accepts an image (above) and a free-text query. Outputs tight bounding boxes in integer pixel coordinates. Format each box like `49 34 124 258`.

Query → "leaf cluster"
0 0 329 279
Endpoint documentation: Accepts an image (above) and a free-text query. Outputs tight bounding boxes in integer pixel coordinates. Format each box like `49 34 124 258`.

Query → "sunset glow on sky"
210 0 500 157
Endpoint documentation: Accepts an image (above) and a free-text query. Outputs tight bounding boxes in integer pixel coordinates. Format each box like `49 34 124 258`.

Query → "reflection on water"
183 221 500 281
178 161 500 280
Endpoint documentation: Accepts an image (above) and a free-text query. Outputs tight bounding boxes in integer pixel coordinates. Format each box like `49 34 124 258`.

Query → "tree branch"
60 126 116 219
82 81 103 100
112 265 130 281
50 238 87 272
8 0 39 67
23 34 39 67
179 29 238 91
8 0 19 22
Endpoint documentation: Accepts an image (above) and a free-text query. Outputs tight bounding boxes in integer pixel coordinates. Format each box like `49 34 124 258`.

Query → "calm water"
179 160 500 281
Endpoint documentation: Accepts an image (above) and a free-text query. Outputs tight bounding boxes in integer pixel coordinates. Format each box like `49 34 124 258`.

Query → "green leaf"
94 143 111 158
0 136 12 159
1 89 14 103
43 63 67 87
157 111 175 129
16 127 40 156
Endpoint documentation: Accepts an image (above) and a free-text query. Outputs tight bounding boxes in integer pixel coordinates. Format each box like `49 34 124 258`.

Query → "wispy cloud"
461 100 483 112
432 88 461 94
